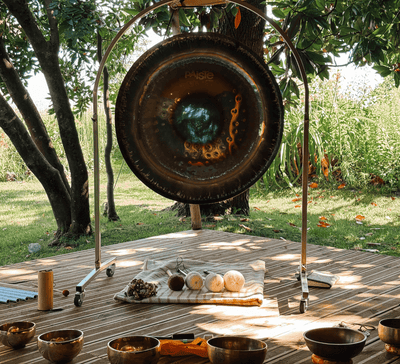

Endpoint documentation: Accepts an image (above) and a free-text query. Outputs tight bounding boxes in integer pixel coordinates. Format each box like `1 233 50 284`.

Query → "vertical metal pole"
93 109 101 269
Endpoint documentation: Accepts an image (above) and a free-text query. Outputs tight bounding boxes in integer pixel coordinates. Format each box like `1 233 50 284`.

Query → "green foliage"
258 73 400 192
265 0 400 103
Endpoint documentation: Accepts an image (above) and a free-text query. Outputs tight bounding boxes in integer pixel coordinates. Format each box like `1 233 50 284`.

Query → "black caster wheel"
300 298 308 313
74 292 84 307
106 264 116 277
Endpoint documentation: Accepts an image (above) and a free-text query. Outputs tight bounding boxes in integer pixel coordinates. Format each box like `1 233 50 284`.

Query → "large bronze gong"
115 32 284 204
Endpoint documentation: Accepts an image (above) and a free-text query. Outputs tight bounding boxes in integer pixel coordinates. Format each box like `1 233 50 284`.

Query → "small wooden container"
38 269 53 311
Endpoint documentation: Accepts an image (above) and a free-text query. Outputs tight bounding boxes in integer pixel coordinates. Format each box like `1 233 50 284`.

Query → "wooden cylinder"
190 204 202 230
38 269 53 311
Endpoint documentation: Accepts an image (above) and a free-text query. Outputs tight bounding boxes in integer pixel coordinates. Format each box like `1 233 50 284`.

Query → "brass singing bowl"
37 329 84 363
378 318 400 346
116 32 284 204
303 327 367 362
0 321 36 349
207 336 267 364
107 336 161 364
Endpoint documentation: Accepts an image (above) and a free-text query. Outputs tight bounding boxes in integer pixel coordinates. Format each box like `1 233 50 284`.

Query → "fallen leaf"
317 221 330 228
319 216 327 220
179 217 186 222
338 183 346 189
365 232 373 236
65 246 73 250
239 224 252 232
254 207 261 211
292 198 301 202
234 7 241 29
331 213 335 216
309 182 318 188
391 197 396 200
371 202 377 206
355 215 365 221
288 222 297 227
137 222 144 225
214 216 224 221
240 218 249 222
294 205 301 208
273 229 280 233
296 194 300 197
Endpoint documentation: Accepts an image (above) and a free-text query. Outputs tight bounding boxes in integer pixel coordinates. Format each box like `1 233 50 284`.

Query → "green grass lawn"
0 173 399 267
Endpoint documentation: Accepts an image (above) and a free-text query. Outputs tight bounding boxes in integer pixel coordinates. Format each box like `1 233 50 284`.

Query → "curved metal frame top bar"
92 0 310 275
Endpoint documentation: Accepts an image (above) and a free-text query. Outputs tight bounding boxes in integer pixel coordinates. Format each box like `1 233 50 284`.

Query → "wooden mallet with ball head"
166 269 185 291
177 269 204 290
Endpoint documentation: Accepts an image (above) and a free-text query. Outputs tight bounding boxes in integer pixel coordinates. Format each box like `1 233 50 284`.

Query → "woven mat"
114 259 266 306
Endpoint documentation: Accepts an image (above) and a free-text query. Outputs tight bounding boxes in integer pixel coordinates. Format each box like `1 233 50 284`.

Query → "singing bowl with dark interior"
0 321 36 349
303 327 367 361
207 336 267 364
115 32 284 204
107 336 160 364
37 329 84 363
378 318 400 346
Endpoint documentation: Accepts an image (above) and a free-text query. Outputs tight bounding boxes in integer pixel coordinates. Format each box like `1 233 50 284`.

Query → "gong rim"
115 32 284 204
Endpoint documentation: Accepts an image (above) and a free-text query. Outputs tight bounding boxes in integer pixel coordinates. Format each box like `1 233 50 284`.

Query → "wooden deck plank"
1 229 400 363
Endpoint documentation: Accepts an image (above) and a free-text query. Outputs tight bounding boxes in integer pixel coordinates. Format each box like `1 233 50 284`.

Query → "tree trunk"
0 37 71 195
0 94 72 234
97 31 119 221
3 0 92 243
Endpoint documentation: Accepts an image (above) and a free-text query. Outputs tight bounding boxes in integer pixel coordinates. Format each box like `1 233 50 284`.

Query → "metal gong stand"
78 0 311 313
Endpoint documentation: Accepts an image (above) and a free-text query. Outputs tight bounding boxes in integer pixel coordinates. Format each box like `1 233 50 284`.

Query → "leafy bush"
259 74 400 192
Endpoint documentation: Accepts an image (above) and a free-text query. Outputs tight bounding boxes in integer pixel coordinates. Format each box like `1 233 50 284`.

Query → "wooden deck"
1 229 400 363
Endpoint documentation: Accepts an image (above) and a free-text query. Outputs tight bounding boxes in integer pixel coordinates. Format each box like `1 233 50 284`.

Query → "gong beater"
115 32 284 204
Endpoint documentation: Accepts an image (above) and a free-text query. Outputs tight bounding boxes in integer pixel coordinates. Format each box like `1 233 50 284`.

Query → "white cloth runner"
114 259 266 306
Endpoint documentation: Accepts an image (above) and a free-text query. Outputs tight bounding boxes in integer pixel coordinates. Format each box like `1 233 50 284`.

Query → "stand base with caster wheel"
74 258 116 307
299 268 309 313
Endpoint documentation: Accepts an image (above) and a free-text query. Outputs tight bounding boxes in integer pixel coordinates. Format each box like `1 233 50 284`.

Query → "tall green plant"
261 73 400 191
